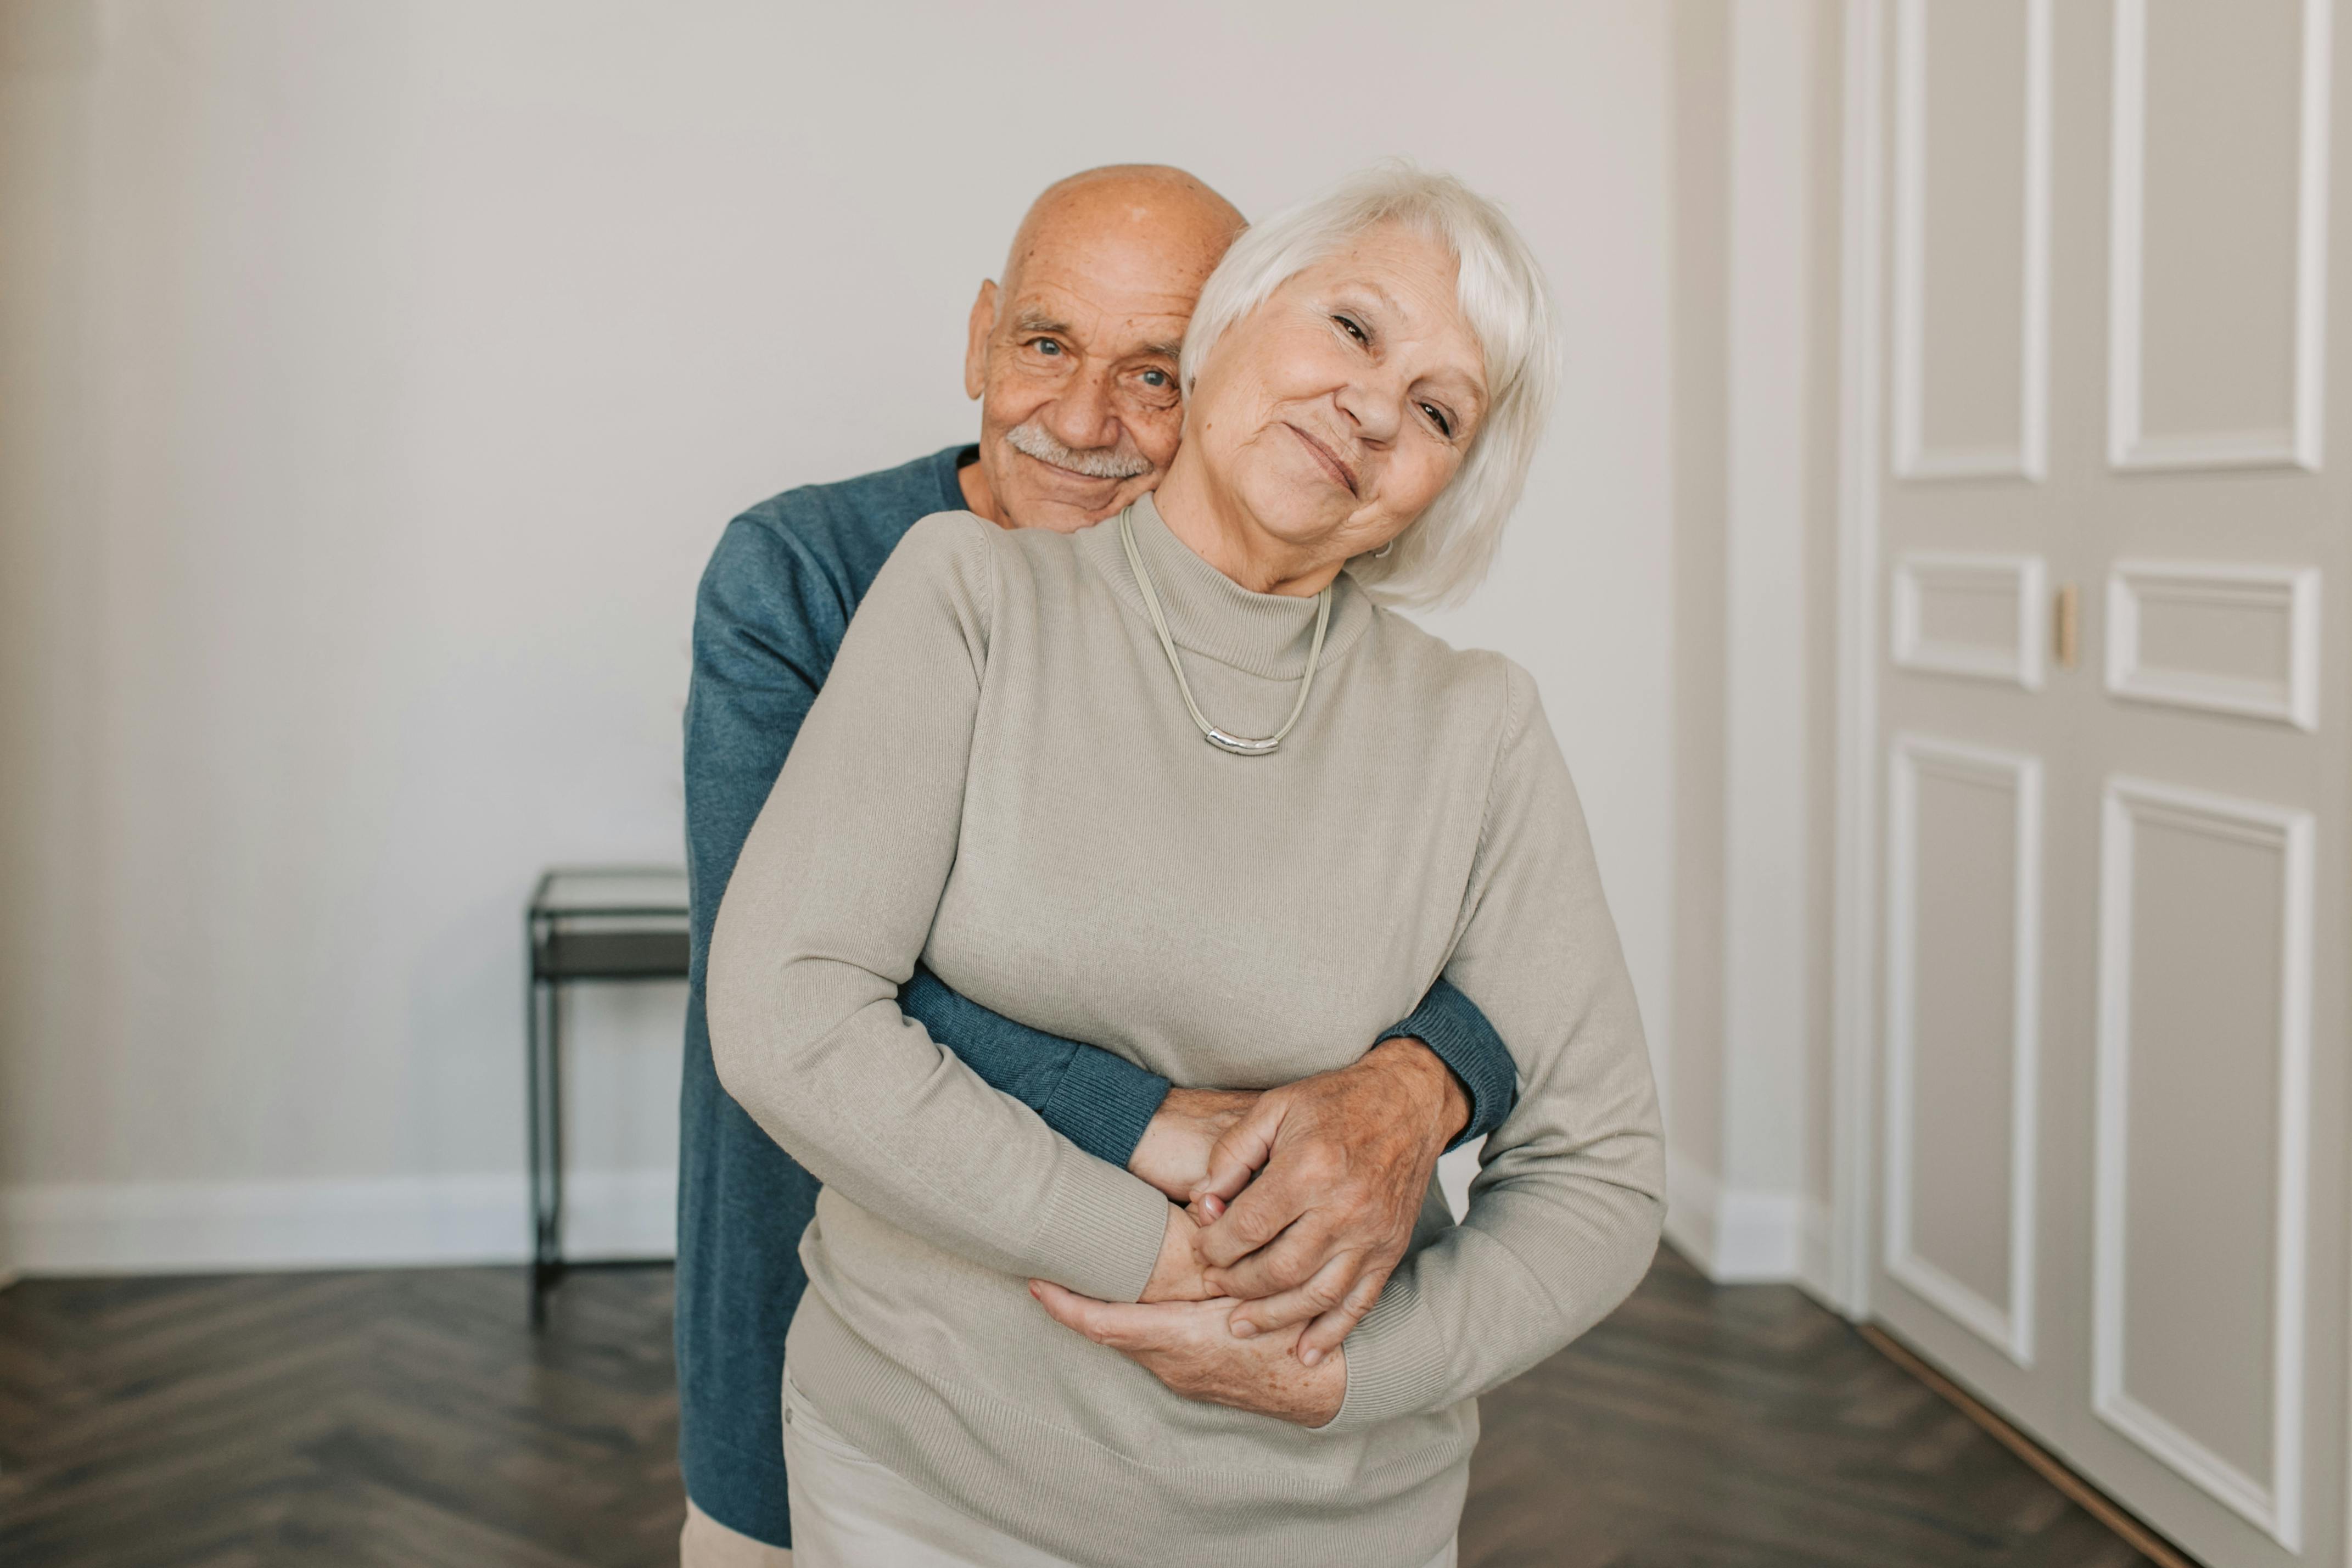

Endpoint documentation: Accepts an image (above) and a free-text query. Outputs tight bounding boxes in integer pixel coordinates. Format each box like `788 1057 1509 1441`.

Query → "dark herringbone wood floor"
0 1248 2150 1568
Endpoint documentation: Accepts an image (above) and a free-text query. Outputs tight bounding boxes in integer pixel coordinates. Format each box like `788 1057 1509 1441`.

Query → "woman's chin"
1235 488 1357 552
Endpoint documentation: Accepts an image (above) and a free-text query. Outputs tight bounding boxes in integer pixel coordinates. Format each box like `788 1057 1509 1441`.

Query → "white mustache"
1004 421 1150 480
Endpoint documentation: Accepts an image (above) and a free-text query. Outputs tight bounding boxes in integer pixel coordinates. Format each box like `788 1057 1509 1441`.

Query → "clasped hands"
1028 1037 1468 1428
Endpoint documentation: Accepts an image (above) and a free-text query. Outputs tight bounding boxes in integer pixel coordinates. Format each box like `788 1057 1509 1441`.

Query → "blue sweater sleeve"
895 972 1169 1168
1376 977 1521 1149
687 512 1172 1166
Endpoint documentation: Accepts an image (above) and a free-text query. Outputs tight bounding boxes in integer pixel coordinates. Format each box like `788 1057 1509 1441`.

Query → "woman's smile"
1283 421 1359 495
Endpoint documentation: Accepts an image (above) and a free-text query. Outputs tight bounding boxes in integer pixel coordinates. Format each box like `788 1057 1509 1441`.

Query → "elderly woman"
709 165 1664 1568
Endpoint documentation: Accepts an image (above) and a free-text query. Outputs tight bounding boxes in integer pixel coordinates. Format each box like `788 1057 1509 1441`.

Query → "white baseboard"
1661 1151 1718 1264
1796 1197 1840 1308
0 1170 676 1276
1665 1151 1817 1284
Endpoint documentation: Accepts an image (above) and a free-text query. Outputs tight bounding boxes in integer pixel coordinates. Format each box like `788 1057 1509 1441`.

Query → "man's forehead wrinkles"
1016 278 1199 315
1006 284 1192 349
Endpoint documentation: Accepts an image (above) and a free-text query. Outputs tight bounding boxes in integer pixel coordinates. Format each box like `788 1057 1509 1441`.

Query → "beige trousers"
780 1371 1459 1568
681 1498 794 1568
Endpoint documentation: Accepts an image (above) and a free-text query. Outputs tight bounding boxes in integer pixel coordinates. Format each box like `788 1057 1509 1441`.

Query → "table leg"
546 979 565 1290
527 947 547 1326
526 916 563 1328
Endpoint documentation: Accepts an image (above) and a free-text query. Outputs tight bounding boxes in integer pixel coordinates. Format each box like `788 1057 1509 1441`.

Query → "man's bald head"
999 165 1245 302
959 165 1245 533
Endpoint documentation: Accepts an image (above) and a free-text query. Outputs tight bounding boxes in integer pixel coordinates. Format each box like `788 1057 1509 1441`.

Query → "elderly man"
676 164 1520 1566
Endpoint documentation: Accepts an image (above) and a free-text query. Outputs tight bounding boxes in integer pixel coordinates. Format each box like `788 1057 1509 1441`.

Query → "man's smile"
1005 439 1127 491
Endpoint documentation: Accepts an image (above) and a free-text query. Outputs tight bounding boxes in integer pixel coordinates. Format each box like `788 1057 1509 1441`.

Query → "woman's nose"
1333 378 1401 445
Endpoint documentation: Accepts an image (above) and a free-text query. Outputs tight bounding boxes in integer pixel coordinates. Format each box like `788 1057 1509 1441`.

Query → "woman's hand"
1128 1088 1258 1200
1138 1203 1216 1302
1029 1280 1347 1427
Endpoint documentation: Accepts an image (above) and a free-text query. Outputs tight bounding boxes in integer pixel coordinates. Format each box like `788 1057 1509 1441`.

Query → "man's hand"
1128 1087 1258 1200
1190 1038 1469 1364
1029 1280 1346 1427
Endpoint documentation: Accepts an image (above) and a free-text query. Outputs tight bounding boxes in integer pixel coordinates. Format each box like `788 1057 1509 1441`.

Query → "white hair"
1177 162 1560 609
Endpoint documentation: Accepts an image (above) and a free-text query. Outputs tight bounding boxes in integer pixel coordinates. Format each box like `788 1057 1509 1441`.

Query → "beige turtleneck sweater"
709 494 1663 1568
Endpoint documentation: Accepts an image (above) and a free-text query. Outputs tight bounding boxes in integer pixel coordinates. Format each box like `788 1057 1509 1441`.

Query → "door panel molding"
1884 733 2043 1367
2093 776 2314 1549
1892 551 2048 688
2106 0 2333 473
2105 560 2323 730
1890 0 2052 481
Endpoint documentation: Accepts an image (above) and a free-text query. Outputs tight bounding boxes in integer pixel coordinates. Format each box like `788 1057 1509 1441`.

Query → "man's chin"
998 468 1155 534
1009 496 1125 534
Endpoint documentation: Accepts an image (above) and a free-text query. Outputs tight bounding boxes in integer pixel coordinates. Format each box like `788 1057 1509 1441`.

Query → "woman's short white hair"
1178 162 1560 609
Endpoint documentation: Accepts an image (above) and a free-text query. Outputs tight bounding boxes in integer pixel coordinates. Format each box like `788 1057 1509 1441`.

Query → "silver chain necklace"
1119 508 1331 757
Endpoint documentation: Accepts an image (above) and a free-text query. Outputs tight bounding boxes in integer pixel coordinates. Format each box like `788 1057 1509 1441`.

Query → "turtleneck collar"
1085 491 1376 680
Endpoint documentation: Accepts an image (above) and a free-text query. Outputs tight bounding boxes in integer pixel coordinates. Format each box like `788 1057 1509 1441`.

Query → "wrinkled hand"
1128 1087 1258 1201
1137 1203 1216 1303
1029 1279 1346 1427
1190 1038 1468 1364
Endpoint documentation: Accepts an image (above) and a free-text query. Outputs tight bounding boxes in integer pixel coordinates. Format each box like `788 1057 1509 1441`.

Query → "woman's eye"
1420 402 1454 438
1334 315 1368 344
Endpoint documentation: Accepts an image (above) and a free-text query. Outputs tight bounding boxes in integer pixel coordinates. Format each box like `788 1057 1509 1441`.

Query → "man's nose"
1041 362 1123 451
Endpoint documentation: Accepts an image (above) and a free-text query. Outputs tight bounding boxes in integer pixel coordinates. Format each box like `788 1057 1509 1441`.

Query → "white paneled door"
1860 3 2350 1564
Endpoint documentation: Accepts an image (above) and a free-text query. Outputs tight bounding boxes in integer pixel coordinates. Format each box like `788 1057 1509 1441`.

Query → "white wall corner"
1720 0 1819 1235
1797 1195 1837 1304
0 1172 677 1276
1667 1150 1810 1283
1823 0 1887 1327
1665 1148 1723 1267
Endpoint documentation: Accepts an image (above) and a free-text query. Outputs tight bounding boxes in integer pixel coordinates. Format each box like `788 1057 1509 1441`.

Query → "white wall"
1715 0 1819 1278
1656 0 1832 1290
0 0 1675 1272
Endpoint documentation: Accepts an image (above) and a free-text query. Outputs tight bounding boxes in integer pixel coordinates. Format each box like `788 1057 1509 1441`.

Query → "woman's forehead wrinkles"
1342 279 1407 318
1303 255 1485 388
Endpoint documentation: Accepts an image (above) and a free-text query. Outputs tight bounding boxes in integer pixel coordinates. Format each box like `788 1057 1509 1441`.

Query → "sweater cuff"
1028 1149 1170 1303
1316 1270 1453 1432
1037 1045 1172 1169
1378 979 1519 1149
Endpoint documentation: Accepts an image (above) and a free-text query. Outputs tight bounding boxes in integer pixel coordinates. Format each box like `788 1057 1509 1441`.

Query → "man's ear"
964 280 998 401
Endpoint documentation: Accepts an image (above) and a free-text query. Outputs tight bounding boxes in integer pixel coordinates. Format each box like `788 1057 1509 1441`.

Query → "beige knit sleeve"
1323 659 1667 1431
707 511 1170 1303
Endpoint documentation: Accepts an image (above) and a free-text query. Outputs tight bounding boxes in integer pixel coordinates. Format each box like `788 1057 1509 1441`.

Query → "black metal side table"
526 866 690 1325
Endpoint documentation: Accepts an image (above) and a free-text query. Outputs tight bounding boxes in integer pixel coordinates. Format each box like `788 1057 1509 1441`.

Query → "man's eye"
1140 368 1169 388
1420 402 1454 438
1029 338 1063 356
1334 315 1368 344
